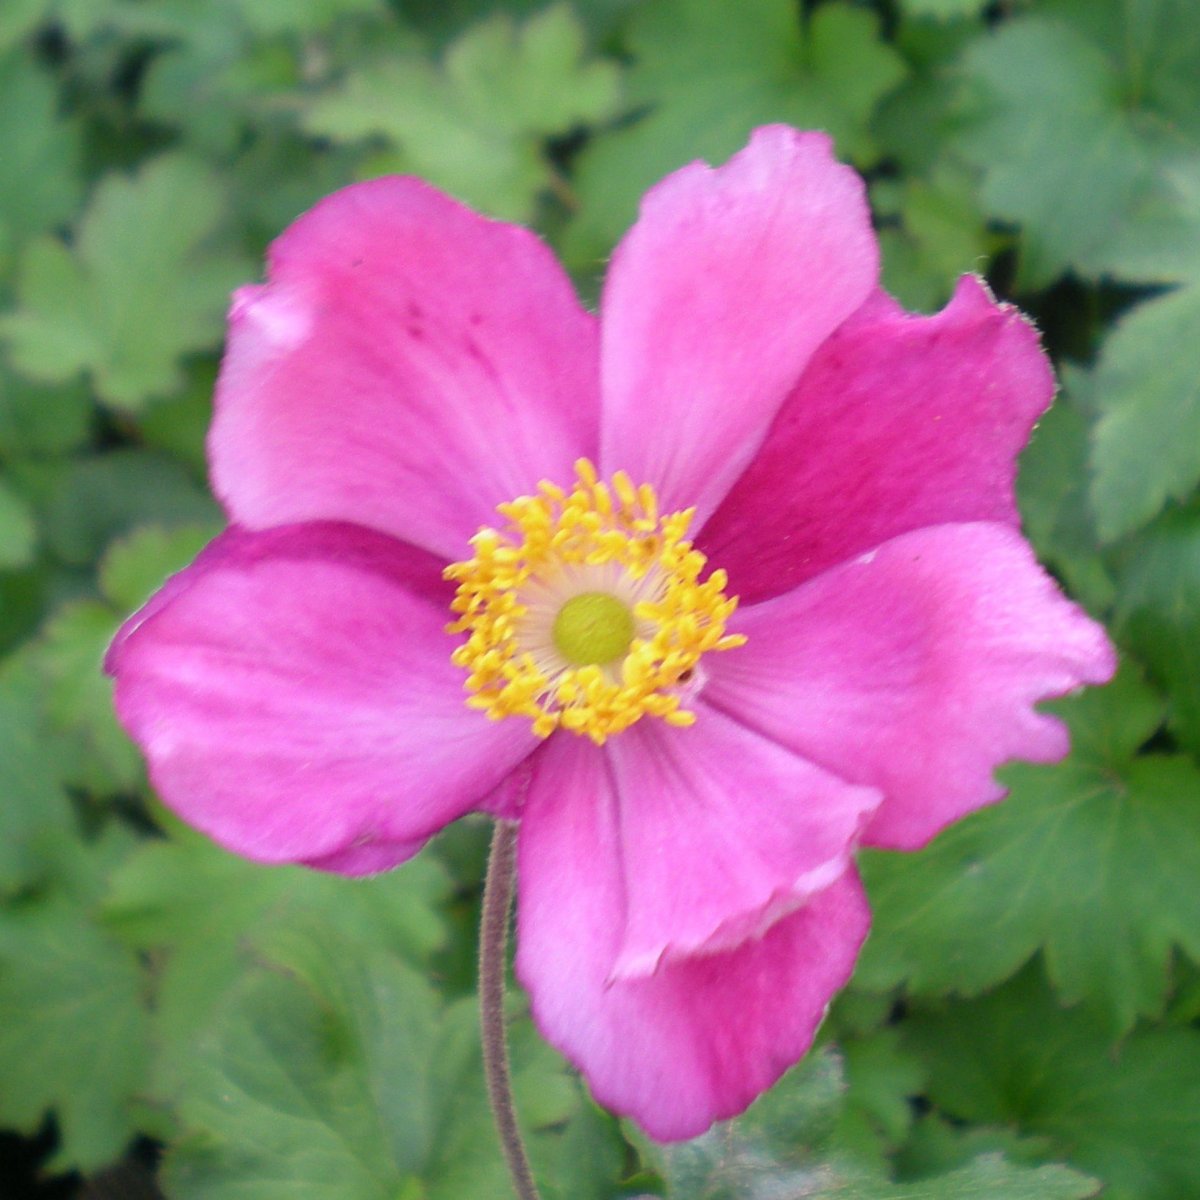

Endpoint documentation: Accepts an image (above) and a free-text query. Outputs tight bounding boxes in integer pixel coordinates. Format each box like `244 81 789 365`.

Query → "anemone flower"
107 126 1113 1142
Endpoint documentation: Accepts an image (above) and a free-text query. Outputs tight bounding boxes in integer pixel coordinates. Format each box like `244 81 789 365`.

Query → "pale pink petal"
699 276 1056 602
703 522 1115 850
107 523 538 868
516 730 870 1140
210 177 599 561
600 126 877 523
605 709 879 976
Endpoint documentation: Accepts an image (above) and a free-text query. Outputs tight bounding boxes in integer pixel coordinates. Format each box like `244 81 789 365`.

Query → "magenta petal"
599 126 877 522
700 276 1056 602
304 838 429 876
210 177 600 560
516 730 870 1140
704 522 1116 850
107 523 537 869
605 710 879 976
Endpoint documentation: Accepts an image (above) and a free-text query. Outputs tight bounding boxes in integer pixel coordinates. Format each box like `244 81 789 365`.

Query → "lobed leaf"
858 669 1200 1035
562 0 905 269
1089 283 1200 542
0 155 250 411
303 5 620 222
905 964 1200 1200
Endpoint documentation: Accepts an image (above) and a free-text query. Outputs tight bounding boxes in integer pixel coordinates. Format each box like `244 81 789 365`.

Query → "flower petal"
210 177 600 560
516 732 870 1140
703 522 1116 850
605 709 879 976
599 126 877 523
699 276 1056 602
107 522 538 869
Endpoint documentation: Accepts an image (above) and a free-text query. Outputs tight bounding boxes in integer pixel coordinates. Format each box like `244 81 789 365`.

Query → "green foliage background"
0 0 1198 1196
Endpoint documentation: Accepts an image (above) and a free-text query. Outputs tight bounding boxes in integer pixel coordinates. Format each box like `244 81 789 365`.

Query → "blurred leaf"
133 373 214 474
660 1049 1093 1198
41 450 217 566
0 475 36 568
104 825 450 1091
304 5 620 221
0 670 73 895
0 885 151 1170
0 366 92 458
899 0 988 16
876 166 988 313
1088 283 1200 541
895 1115 1075 1189
563 0 905 268
0 154 249 410
35 599 140 792
1093 156 1200 283
1016 391 1114 612
835 1029 926 1159
0 0 51 50
1114 499 1200 757
140 32 291 156
0 49 82 250
19 524 218 797
905 963 1200 1200
127 0 366 155
159 923 592 1200
99 522 217 611
953 6 1200 287
858 669 1200 1035
869 1157 1096 1200
871 18 977 177
229 0 383 36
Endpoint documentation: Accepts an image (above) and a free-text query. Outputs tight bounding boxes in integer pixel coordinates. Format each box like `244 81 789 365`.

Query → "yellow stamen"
444 459 746 745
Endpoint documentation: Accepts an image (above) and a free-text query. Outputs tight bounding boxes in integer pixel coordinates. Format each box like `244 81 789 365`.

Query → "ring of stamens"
444 459 746 744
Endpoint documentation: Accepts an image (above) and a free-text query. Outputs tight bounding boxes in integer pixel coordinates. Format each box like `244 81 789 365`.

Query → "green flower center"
552 591 635 667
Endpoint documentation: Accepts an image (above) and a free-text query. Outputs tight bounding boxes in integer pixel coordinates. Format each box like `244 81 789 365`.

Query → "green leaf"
0 670 74 895
562 0 905 268
1114 499 1200 756
0 49 82 251
868 1157 1097 1200
0 888 151 1169
1091 156 1200 284
0 366 92 458
953 9 1200 287
0 0 51 50
659 1049 1093 1199
905 963 1200 1200
1016 390 1114 613
99 522 218 611
0 154 250 410
899 0 988 17
228 0 383 36
876 166 988 313
35 599 142 793
303 5 621 221
1088 284 1200 541
0 473 36 568
21 524 220 798
40 450 217 566
159 923 594 1200
104 826 450 1092
858 669 1200 1035
835 1029 927 1159
133 370 214 474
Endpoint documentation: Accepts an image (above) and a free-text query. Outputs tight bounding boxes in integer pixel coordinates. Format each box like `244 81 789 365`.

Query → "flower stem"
480 818 541 1200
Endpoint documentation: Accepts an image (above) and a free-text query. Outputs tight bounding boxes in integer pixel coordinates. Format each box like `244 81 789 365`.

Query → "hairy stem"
479 818 541 1200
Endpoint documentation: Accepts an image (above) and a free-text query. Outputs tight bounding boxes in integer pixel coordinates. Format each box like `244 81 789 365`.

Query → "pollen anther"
444 459 746 744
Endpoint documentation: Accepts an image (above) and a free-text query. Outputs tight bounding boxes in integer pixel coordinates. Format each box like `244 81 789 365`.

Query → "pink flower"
107 127 1114 1140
